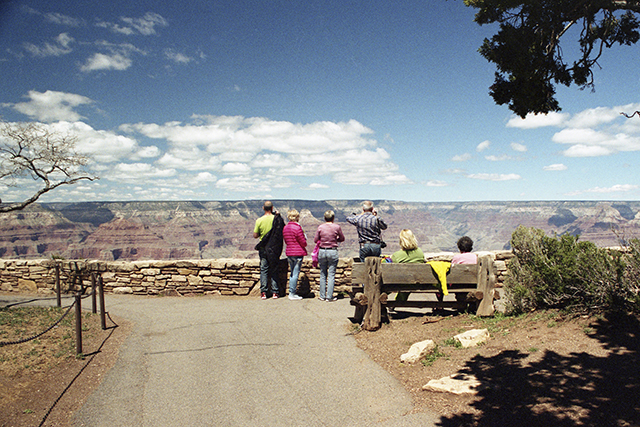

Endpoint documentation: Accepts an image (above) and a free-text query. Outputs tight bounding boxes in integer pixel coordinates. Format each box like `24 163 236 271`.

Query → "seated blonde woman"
391 229 424 301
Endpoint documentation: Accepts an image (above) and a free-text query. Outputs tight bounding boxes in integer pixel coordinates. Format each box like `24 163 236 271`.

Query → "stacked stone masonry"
0 251 514 296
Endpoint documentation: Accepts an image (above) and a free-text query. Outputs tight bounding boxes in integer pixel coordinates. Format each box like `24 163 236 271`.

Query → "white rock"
113 286 133 294
400 339 436 364
454 328 489 348
423 373 485 395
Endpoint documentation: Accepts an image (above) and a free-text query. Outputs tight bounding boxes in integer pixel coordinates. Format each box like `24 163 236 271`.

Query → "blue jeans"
318 248 339 299
259 253 278 294
359 243 381 262
287 256 303 295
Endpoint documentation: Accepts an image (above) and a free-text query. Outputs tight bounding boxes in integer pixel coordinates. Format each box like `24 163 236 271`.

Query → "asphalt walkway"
4 294 439 427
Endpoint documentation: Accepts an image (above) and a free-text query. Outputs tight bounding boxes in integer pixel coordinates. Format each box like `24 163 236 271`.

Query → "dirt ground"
353 307 640 426
0 305 130 427
2 300 639 427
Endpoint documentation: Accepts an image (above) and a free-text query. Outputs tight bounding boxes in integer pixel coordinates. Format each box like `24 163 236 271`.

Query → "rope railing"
2 267 118 426
0 301 76 347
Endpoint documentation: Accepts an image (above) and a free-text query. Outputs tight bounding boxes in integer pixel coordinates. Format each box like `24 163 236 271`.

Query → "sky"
1 0 640 204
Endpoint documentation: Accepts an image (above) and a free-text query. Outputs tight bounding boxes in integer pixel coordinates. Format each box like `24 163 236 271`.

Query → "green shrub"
504 226 635 315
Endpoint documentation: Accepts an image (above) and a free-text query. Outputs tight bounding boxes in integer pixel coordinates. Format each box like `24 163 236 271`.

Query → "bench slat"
382 284 480 293
386 301 469 309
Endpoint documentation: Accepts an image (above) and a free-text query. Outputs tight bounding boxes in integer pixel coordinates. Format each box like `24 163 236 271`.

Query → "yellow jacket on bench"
427 261 451 296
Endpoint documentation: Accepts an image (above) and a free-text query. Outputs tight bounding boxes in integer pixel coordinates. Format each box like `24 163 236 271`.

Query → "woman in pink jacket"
283 209 307 300
314 210 345 302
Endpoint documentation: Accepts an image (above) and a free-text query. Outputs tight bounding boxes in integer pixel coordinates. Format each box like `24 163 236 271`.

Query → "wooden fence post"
476 255 496 316
91 272 97 314
55 263 61 308
74 288 83 356
362 256 382 331
98 274 107 330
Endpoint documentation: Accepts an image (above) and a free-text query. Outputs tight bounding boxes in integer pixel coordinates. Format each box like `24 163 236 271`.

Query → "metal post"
75 289 83 356
91 273 97 314
55 264 61 308
98 274 107 330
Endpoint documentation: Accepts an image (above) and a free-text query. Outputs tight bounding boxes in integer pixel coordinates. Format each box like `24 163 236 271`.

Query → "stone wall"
0 251 514 297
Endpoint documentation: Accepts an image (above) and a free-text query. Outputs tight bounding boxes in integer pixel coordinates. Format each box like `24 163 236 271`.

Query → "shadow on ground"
436 312 640 426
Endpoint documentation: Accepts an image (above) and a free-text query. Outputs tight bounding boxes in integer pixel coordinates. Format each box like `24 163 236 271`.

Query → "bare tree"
0 121 98 212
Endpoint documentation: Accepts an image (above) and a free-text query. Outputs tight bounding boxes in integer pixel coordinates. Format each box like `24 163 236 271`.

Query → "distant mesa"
548 208 578 227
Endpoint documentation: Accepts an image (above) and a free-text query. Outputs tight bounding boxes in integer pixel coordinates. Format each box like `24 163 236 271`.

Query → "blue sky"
1 0 639 203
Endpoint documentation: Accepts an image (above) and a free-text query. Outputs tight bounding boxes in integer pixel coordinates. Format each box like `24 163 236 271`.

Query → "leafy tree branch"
465 0 640 117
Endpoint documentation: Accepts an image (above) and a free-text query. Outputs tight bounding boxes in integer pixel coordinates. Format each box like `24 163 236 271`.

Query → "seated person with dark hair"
451 236 477 265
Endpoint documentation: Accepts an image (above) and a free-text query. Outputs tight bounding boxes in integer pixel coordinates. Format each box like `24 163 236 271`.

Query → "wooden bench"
349 255 497 331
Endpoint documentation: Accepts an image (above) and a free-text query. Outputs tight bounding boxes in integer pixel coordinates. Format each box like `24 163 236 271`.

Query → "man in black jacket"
253 201 284 299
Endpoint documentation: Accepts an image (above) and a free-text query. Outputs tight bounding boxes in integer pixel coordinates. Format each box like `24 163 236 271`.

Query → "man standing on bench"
347 201 388 262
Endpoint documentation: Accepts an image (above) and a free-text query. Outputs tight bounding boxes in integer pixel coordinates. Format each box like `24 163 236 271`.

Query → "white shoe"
288 294 303 300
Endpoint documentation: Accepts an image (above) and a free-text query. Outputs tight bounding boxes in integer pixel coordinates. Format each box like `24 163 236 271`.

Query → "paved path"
3 294 439 426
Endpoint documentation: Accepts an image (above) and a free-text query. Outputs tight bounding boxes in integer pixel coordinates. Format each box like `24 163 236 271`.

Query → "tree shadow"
437 312 640 426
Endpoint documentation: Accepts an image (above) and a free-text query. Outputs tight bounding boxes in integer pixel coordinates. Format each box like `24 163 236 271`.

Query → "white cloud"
9 90 92 122
308 183 329 189
565 106 620 128
426 180 449 187
476 140 491 152
49 121 140 162
96 12 168 36
585 184 639 193
221 162 251 175
81 52 132 72
164 49 193 64
123 116 409 186
107 163 176 182
506 111 568 129
511 103 640 158
467 173 521 181
452 153 472 162
24 33 74 57
80 42 145 72
485 154 511 161
554 127 640 157
543 163 567 171
216 176 273 192
442 168 467 174
156 149 222 171
133 146 161 159
193 172 217 183
44 12 85 27
568 184 640 196
562 144 614 157
510 142 527 152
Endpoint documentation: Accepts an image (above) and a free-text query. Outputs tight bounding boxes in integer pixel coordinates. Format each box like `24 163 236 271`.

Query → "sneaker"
288 294 303 300
261 292 267 300
326 297 338 302
318 297 326 301
272 293 279 299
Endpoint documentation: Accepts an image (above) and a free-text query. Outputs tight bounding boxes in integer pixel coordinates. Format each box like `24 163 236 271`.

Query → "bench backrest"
351 262 478 287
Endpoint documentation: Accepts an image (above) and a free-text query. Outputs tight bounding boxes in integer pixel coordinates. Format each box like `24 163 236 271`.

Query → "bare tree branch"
0 121 98 213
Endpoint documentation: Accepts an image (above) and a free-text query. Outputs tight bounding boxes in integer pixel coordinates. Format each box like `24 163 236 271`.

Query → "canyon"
1 200 638 261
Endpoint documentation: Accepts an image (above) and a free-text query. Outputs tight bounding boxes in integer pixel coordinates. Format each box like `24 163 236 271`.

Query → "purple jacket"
283 221 308 257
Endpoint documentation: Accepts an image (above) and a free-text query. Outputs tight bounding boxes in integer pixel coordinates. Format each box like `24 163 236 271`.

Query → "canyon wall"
0 200 638 261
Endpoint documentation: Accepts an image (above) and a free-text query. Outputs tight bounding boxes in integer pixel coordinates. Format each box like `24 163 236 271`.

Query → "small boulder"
400 339 436 364
18 279 37 293
423 373 485 395
454 328 489 348
113 286 133 294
